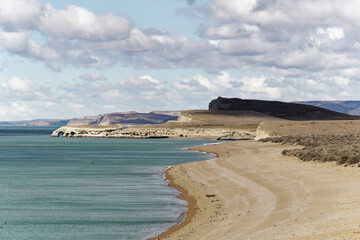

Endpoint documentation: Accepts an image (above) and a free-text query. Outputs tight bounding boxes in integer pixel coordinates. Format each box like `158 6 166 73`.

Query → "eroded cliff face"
51 126 124 138
51 107 284 140
51 125 256 140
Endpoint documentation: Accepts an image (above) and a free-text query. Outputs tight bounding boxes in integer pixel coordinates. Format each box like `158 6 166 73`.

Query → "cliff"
52 109 279 140
67 111 181 126
51 125 255 140
209 97 360 120
52 97 360 140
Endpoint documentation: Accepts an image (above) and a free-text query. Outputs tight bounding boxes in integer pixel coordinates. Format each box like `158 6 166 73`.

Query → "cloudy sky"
0 0 359 120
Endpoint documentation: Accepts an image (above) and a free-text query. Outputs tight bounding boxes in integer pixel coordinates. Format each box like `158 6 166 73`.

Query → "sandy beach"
154 140 360 239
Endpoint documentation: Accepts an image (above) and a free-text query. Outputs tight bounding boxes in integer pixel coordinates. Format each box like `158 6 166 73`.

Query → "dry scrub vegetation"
261 135 360 165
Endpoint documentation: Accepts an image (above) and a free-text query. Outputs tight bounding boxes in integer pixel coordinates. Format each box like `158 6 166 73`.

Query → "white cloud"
69 103 84 111
241 76 267 92
174 74 216 91
58 75 166 110
102 89 119 100
317 27 345 40
342 68 360 78
0 31 61 70
0 76 52 101
1 77 33 92
0 0 43 30
56 74 172 114
45 101 57 107
0 102 36 120
0 1 159 70
119 75 166 92
11 102 35 114
204 24 241 39
2 0 360 119
330 76 350 87
0 30 28 51
40 3 132 41
207 0 257 20
173 71 286 101
117 75 169 106
216 37 278 55
27 39 60 60
103 105 116 111
0 0 359 76
80 73 108 82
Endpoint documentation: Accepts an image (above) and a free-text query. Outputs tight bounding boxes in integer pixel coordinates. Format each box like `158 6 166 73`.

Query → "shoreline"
152 140 360 239
149 167 198 240
150 143 220 240
151 142 222 240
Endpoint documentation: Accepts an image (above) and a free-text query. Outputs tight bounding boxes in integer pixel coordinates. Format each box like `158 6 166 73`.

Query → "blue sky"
0 0 359 120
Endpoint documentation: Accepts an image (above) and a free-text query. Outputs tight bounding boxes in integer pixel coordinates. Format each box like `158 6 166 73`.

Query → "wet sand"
153 140 360 239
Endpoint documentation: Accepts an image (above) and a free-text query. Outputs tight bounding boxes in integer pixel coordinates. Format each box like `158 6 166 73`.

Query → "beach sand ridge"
155 140 360 239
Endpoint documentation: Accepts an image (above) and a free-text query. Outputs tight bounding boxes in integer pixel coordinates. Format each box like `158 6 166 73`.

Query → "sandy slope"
157 141 360 239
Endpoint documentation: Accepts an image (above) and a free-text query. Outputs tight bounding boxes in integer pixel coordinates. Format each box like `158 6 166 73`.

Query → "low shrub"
263 134 360 165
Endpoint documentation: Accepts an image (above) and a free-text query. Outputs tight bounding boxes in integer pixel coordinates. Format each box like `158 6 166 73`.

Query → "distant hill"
0 111 182 127
0 119 68 126
67 111 181 126
209 97 360 120
295 101 360 115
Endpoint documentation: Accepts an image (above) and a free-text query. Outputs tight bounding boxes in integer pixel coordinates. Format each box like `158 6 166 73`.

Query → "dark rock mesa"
209 97 360 120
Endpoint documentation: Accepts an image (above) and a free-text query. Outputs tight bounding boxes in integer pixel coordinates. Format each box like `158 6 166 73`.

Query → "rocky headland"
51 125 255 140
51 109 267 140
52 97 360 140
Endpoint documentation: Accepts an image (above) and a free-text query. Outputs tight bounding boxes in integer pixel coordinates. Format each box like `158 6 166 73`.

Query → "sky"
0 0 360 121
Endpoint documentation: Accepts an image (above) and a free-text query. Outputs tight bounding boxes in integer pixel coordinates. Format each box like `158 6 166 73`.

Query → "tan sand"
259 120 360 136
154 140 360 240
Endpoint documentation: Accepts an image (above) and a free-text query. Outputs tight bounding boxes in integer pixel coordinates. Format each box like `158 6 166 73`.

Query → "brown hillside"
134 110 284 131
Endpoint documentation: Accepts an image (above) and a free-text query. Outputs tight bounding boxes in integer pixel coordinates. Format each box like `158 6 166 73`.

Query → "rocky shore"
51 125 255 140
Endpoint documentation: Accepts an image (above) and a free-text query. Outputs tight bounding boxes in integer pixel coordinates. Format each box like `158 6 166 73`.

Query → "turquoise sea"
0 126 216 240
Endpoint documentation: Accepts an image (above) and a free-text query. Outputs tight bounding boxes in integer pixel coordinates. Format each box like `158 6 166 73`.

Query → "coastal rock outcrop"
254 123 272 140
51 104 286 140
51 126 125 138
51 125 256 140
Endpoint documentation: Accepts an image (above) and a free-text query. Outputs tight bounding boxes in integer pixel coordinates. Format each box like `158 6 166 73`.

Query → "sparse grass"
261 134 360 165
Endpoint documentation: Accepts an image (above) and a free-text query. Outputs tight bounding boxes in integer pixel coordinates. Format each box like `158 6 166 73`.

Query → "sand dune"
157 141 360 239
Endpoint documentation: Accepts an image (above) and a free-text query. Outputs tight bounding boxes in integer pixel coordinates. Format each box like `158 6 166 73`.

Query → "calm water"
0 126 216 240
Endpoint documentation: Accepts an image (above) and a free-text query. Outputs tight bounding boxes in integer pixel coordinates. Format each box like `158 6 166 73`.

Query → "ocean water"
0 126 216 240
